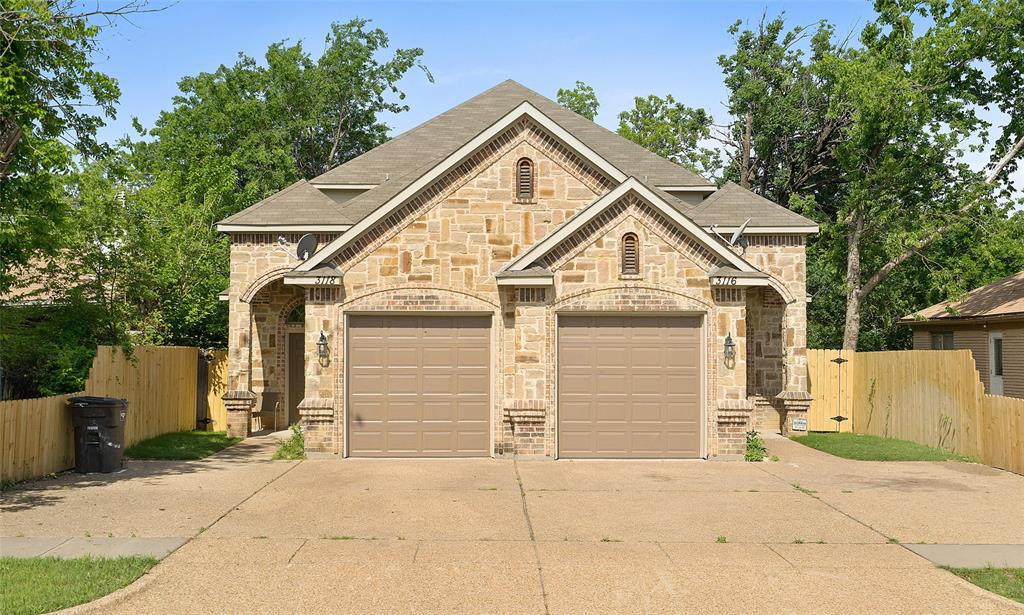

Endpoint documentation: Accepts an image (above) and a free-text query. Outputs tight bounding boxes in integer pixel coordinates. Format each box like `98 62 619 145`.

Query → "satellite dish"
729 218 751 246
296 234 318 261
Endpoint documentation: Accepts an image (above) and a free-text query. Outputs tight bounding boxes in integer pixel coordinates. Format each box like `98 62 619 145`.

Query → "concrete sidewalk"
0 536 187 559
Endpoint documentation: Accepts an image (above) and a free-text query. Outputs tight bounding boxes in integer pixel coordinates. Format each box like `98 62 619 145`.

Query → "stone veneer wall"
743 235 811 433
223 123 811 453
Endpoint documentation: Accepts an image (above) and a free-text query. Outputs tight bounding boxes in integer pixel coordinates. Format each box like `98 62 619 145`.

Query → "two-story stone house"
216 80 818 458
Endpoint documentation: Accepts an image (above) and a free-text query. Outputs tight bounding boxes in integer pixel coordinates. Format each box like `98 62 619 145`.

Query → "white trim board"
311 184 378 190
297 102 629 273
705 225 820 235
218 224 352 233
501 178 758 275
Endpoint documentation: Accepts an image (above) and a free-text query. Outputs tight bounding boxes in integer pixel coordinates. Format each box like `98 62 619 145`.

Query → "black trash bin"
68 396 128 473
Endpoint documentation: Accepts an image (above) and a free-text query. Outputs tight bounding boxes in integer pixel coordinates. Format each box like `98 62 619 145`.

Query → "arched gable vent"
516 158 535 201
621 232 640 275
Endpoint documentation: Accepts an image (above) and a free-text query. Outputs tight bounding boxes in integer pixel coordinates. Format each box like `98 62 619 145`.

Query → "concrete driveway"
2 436 1022 614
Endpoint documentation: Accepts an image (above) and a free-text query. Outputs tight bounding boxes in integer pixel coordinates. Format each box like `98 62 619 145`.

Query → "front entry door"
287 331 305 425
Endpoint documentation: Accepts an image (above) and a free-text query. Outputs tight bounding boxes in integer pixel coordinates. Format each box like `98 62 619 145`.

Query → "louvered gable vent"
516 158 534 201
621 233 639 275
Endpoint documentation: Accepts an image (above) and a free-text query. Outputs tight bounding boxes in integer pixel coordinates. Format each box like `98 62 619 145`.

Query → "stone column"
775 297 812 435
223 298 255 437
299 287 338 454
713 288 754 456
500 288 550 457
224 391 256 438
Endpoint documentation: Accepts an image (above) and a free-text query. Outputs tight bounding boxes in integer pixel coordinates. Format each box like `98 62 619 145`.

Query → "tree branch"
860 133 1024 297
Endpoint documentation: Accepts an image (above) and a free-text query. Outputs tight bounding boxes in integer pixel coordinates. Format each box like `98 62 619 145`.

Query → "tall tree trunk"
739 111 753 189
842 212 864 350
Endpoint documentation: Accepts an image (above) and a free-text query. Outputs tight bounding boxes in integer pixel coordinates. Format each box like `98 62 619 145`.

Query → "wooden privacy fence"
1 346 230 483
808 349 1024 475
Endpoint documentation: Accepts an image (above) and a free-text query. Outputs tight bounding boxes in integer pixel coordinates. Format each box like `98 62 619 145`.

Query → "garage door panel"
348 315 490 457
558 315 702 459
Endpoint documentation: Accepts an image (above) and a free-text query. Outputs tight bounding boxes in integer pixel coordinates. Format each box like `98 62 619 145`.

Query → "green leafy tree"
617 95 721 178
716 14 842 206
556 81 600 120
119 18 431 346
718 3 1023 350
0 0 153 293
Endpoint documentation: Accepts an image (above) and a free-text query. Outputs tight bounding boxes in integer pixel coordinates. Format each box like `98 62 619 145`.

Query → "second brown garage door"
558 315 702 458
347 315 490 457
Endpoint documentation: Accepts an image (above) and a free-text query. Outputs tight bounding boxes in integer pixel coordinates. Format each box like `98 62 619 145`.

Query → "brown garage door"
558 315 702 458
347 315 490 457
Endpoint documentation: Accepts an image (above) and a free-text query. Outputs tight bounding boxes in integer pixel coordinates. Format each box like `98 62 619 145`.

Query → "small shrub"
273 425 306 460
745 430 767 462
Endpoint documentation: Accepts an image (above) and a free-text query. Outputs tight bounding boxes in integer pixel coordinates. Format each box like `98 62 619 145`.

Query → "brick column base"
223 390 256 438
716 399 755 456
774 391 813 436
298 398 336 455
501 401 547 456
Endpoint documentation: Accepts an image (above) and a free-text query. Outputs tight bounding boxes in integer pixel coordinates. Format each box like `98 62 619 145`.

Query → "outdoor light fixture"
316 330 330 367
723 333 737 361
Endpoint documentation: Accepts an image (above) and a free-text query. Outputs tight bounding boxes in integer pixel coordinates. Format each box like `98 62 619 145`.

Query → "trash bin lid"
68 396 127 407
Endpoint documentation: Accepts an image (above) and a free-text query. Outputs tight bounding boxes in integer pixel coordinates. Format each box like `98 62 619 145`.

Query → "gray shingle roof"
218 180 349 226
312 80 711 188
683 181 817 228
218 83 817 231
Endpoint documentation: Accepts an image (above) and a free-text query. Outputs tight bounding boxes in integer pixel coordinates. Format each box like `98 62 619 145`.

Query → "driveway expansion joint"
513 457 550 615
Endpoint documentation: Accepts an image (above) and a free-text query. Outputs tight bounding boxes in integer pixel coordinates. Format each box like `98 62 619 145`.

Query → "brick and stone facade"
222 119 813 456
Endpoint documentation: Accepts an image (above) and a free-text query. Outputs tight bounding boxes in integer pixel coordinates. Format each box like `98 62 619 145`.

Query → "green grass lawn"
125 430 241 460
0 556 157 615
944 568 1024 604
791 432 971 461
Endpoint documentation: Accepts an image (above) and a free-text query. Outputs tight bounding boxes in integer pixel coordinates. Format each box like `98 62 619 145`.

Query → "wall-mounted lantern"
723 333 736 364
316 330 330 367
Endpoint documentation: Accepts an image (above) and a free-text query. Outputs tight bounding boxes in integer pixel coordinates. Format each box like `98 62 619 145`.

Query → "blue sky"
95 0 876 141
92 0 1016 186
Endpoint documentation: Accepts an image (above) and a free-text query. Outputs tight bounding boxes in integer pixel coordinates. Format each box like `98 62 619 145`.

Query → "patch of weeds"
816 540 826 544
272 424 306 460
478 487 498 491
943 567 1024 604
253 536 268 540
841 490 854 494
748 489 759 493
1 478 18 492
792 539 804 544
324 535 356 541
600 538 622 543
745 431 767 462
886 537 900 544
715 536 728 544
769 455 780 462
792 484 817 495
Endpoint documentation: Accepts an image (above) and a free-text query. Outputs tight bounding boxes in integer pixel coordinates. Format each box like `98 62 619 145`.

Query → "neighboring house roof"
312 79 711 189
902 271 1024 323
0 257 96 306
217 180 353 230
684 181 817 230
